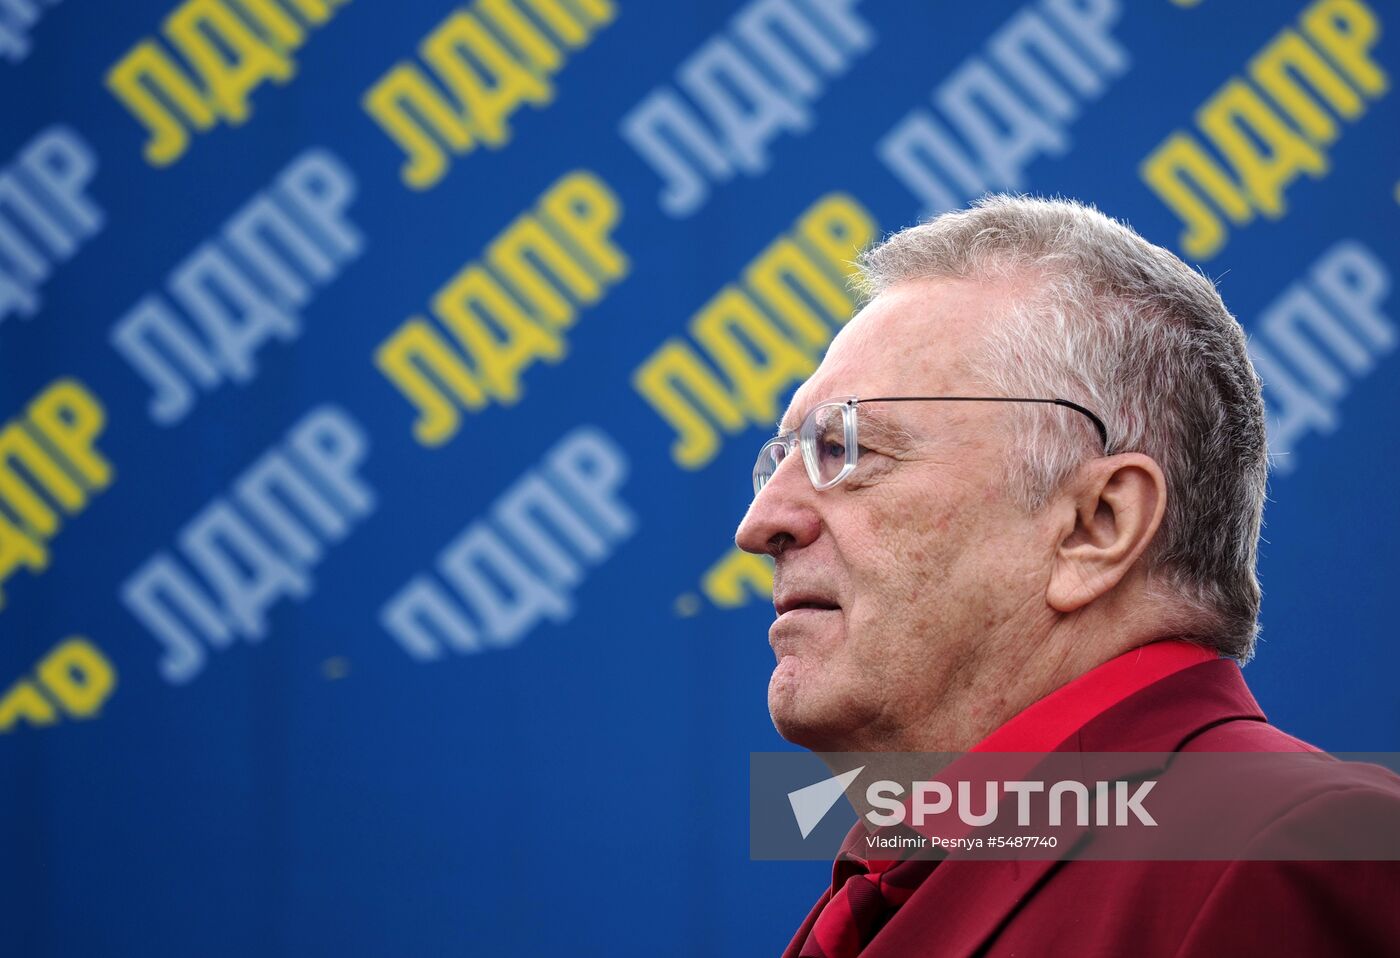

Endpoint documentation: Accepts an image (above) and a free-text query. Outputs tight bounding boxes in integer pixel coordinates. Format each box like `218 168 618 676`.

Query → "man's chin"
768 666 850 750
769 713 857 753
769 707 819 749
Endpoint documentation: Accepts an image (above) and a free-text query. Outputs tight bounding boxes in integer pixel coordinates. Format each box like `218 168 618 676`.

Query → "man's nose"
735 452 821 557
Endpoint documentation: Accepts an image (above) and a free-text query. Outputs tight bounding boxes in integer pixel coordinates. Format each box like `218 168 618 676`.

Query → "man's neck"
884 619 1154 753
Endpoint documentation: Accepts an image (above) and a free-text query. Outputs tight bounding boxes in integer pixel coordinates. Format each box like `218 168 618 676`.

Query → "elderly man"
736 195 1400 957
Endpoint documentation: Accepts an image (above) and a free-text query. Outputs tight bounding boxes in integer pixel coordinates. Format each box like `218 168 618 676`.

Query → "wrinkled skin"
734 277 1168 753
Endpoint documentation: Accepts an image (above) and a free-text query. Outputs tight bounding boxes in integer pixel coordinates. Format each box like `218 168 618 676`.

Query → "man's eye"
820 440 845 460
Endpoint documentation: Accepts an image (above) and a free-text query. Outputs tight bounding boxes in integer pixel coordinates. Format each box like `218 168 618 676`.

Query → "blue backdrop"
1 0 1397 953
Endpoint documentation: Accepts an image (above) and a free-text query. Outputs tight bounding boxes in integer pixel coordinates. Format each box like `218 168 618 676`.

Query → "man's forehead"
774 277 993 433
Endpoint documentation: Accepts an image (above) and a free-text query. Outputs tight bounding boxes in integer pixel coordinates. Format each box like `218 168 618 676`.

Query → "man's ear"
1047 453 1167 614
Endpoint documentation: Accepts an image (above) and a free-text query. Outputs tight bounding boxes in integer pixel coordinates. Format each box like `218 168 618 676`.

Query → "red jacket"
781 659 1400 957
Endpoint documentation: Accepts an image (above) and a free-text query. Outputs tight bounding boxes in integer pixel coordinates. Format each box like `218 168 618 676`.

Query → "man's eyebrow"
775 403 913 444
856 406 912 444
775 408 805 434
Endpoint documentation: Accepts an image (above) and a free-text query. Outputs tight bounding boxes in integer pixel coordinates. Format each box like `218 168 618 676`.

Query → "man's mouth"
774 595 841 617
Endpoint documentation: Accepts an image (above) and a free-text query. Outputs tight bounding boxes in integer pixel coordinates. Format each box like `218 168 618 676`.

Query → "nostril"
768 531 795 557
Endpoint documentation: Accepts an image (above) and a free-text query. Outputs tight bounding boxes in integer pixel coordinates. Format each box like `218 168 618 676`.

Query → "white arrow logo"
787 766 865 839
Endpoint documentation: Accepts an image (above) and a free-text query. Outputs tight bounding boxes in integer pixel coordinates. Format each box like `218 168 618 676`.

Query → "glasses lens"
753 439 787 495
802 403 852 487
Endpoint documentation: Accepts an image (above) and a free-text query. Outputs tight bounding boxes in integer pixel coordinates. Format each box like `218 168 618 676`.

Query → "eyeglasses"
752 396 1109 496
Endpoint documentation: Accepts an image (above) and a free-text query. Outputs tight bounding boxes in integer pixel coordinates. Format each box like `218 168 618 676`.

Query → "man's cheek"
876 508 962 567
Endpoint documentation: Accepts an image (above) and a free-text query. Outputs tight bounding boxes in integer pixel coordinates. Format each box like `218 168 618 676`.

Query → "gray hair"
856 194 1269 661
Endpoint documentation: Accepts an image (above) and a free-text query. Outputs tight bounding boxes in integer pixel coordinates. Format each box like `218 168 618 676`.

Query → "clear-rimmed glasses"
751 396 1109 496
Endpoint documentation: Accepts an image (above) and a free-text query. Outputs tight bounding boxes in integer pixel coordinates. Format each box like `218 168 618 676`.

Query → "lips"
774 594 841 616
